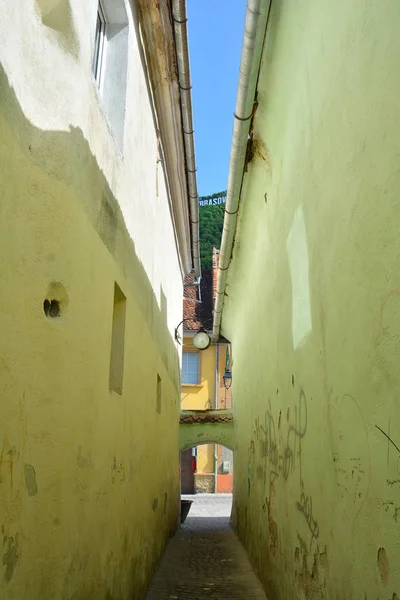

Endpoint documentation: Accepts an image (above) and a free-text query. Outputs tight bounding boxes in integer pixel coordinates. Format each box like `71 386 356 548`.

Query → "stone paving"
145 494 267 600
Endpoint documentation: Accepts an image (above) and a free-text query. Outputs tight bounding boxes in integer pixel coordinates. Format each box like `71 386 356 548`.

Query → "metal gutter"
212 0 271 339
214 341 219 493
136 0 193 275
172 0 201 278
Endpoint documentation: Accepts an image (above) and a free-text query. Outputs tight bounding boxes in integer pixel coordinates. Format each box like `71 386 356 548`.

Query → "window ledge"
181 383 203 388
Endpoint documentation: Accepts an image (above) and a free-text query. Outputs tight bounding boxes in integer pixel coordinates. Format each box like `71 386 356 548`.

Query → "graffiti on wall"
246 389 323 556
375 422 400 524
331 393 370 534
0 438 19 488
248 389 308 488
296 485 319 551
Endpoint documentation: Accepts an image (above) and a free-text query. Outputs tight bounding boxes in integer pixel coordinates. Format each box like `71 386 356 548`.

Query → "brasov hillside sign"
199 191 227 207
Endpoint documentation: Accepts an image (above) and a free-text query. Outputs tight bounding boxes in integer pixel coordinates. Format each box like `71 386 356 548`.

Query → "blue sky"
187 1 246 197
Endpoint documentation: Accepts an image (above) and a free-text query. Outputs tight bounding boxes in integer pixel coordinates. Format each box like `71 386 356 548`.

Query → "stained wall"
0 1 184 597
222 0 400 597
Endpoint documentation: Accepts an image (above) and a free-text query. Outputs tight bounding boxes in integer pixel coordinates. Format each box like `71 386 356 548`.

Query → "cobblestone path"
145 494 267 600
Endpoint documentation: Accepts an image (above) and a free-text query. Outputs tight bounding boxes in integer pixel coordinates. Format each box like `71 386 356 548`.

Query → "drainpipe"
172 0 201 278
212 0 271 339
214 342 219 493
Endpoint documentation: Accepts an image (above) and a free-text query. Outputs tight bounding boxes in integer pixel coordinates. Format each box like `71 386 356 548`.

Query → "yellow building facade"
180 257 233 494
181 336 233 493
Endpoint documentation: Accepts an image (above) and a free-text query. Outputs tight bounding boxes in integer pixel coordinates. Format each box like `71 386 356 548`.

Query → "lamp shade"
223 369 232 389
192 329 211 350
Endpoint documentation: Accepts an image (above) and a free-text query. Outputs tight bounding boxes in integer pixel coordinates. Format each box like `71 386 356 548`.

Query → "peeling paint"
378 547 389 585
2 533 19 583
294 545 328 598
251 135 272 174
24 463 37 496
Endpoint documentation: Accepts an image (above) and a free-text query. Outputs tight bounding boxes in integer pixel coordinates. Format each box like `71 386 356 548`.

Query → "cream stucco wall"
222 0 400 598
0 1 184 598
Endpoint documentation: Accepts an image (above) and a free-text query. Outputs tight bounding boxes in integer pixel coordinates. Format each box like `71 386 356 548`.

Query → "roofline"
172 0 201 278
136 0 200 276
212 0 271 338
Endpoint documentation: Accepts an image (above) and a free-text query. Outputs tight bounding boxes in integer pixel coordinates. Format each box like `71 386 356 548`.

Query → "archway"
179 411 234 454
180 441 234 495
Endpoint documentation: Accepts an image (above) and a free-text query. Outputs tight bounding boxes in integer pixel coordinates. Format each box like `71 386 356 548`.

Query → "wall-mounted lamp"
223 369 232 390
174 319 211 350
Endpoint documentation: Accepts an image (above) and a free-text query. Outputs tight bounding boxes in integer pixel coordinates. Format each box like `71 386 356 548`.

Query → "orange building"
180 249 233 494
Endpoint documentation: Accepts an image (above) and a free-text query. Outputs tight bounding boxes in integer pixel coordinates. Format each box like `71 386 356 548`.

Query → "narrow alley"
2 0 400 598
146 495 267 600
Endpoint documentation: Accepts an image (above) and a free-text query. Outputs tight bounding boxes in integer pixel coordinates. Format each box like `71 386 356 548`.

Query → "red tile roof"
183 250 219 331
183 273 200 330
179 411 234 424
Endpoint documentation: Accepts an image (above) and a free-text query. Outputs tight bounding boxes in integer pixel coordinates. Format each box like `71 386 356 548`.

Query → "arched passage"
179 411 234 496
179 423 234 453
179 410 234 453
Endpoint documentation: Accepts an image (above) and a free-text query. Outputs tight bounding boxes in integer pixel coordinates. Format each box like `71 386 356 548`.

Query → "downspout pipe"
214 342 219 493
172 0 201 278
212 0 271 339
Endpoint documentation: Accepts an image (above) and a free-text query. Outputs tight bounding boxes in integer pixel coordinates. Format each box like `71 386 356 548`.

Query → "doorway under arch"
180 442 234 495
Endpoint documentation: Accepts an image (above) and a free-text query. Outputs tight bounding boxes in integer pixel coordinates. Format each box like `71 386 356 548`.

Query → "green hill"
199 192 226 270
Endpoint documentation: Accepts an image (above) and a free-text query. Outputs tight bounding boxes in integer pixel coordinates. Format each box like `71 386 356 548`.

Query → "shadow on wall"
0 62 180 599
0 62 180 386
35 0 80 59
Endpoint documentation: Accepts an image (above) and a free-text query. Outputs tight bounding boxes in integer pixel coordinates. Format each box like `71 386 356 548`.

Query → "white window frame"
93 1 106 87
182 351 200 385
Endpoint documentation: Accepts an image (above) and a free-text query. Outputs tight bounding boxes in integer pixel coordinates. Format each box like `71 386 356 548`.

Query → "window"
93 1 106 85
109 283 126 394
91 0 129 151
156 374 162 414
182 352 200 385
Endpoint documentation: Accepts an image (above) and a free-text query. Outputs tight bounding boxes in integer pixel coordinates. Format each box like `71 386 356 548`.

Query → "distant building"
180 248 233 494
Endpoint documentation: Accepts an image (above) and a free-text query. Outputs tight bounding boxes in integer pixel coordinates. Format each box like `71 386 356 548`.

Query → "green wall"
222 1 400 597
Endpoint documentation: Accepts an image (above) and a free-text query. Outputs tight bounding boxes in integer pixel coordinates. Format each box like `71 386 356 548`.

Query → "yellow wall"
0 65 180 599
197 445 214 473
181 337 215 474
181 337 216 411
222 0 400 597
180 339 232 476
217 345 232 409
181 338 231 411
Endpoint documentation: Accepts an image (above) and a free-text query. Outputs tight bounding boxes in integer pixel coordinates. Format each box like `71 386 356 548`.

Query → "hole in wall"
109 282 126 394
43 282 69 319
43 299 61 318
156 374 162 414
